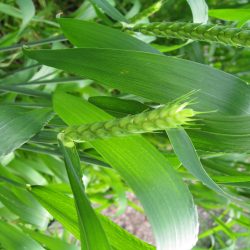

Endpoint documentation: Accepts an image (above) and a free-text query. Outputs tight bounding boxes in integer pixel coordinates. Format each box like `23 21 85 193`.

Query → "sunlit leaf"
31 185 155 250
0 106 53 157
187 0 208 23
89 0 127 22
0 220 44 250
58 137 112 250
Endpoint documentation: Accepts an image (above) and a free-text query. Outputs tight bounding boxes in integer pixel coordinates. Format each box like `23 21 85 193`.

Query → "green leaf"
24 228 79 250
0 185 50 228
209 9 250 26
0 106 53 157
188 114 250 153
187 0 208 23
0 220 44 250
24 48 250 115
213 175 250 183
16 0 35 32
58 136 112 250
57 19 158 53
8 158 48 185
0 3 22 18
0 85 51 98
53 92 199 250
0 166 50 229
31 185 155 250
89 0 128 22
167 128 225 196
89 96 148 117
41 155 69 183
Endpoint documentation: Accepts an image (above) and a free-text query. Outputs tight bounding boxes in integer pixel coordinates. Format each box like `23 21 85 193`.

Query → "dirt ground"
102 192 155 245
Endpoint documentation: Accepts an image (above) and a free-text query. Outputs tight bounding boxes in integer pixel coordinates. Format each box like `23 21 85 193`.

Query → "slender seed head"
131 22 250 47
63 101 197 143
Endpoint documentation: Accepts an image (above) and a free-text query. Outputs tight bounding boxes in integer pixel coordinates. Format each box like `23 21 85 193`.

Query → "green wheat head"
131 22 250 47
62 101 197 143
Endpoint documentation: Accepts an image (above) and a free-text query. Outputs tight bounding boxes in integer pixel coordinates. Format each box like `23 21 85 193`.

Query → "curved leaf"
0 106 53 157
24 48 250 115
0 220 44 250
57 19 158 53
31 185 155 250
209 9 250 25
187 0 208 23
24 226 79 250
189 114 250 153
89 96 148 117
167 128 225 196
58 137 112 250
16 0 35 32
89 0 127 22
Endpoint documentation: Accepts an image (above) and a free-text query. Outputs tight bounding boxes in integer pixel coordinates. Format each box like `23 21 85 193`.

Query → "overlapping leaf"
31 185 155 250
24 47 250 116
89 96 148 117
0 106 53 157
0 166 50 229
167 128 225 196
209 9 250 26
24 227 79 250
22 17 250 249
89 0 127 22
16 0 35 32
58 138 112 250
186 0 208 23
57 18 158 53
0 220 44 250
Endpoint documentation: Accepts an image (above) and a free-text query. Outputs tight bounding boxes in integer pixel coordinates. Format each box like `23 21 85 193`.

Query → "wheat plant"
0 1 250 250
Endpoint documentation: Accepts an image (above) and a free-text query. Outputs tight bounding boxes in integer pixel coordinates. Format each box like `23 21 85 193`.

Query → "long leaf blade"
24 228 79 250
167 128 225 196
186 0 208 23
30 185 155 250
57 19 158 53
58 137 111 250
0 220 44 250
24 48 250 115
0 106 53 157
89 0 128 22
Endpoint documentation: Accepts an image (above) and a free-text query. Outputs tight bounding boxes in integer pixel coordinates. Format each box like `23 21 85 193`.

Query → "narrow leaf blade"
89 0 128 22
58 19 158 53
31 185 155 250
0 106 53 157
0 220 44 250
58 137 111 250
167 128 225 196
